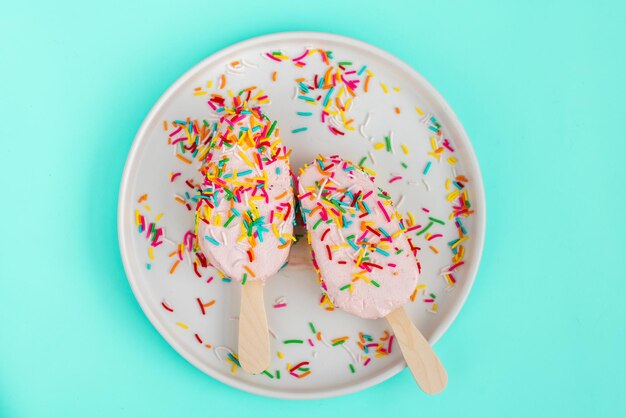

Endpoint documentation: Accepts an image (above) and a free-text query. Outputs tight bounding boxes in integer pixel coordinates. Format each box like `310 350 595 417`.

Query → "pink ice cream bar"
195 105 295 284
298 155 419 319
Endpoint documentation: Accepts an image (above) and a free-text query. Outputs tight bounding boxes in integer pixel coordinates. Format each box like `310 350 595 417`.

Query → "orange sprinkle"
137 194 148 203
169 260 180 274
243 265 256 278
297 371 312 379
364 75 371 92
219 74 226 89
174 197 186 205
204 344 212 349
429 245 439 254
176 154 192 164
271 71 277 81
163 121 168 131
394 107 401 114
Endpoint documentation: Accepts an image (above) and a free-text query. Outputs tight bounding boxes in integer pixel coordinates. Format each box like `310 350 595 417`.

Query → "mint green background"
2 1 624 417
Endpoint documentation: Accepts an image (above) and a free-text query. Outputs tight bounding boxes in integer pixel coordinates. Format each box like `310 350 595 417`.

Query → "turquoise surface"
1 1 624 417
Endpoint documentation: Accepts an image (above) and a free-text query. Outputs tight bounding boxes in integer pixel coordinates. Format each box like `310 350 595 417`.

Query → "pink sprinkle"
447 261 465 272
424 299 435 303
206 276 214 284
388 335 394 353
292 49 309 61
266 53 282 61
377 201 391 222
170 172 181 182
421 207 430 213
363 358 371 366
443 139 454 152
168 126 182 137
387 263 397 267
273 303 287 309
427 234 443 241
388 176 403 184
308 339 314 347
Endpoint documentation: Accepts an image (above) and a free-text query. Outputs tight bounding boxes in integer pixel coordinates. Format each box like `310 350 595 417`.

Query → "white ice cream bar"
298 155 419 319
196 107 294 283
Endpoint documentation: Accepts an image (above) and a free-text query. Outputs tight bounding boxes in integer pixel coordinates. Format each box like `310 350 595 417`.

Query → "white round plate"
118 32 485 399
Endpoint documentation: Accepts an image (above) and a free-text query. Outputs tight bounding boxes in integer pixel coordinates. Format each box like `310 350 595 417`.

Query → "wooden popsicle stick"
238 281 270 374
386 307 448 394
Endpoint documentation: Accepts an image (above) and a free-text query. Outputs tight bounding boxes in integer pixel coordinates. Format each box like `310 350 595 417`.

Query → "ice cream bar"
298 155 419 319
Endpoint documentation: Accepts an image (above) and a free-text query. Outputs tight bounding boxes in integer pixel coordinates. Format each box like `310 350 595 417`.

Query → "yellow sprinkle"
360 166 377 177
447 156 457 165
401 145 409 155
176 322 189 330
450 236 467 250
380 83 389 94
214 214 221 226
148 247 154 260
430 137 438 151
277 351 284 359
447 190 460 201
445 178 451 190
407 212 415 226
155 213 163 222
193 91 207 96
392 86 401 92
432 303 438 313
206 80 213 89
374 142 385 150
415 106 425 116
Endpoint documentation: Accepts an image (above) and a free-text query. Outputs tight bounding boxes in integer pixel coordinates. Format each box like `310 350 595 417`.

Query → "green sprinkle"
430 293 437 299
384 135 392 152
340 284 351 291
276 370 281 379
358 156 367 167
423 161 432 175
371 280 380 288
223 215 236 227
401 162 408 169
309 322 317 334
332 340 346 346
349 364 356 373
416 222 434 236
292 127 308 133
242 273 247 285
429 216 445 225
283 339 304 344
313 218 323 230
338 61 352 66
262 370 274 379
266 120 277 137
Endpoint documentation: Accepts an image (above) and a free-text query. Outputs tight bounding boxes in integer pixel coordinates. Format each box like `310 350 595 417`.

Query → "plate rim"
117 31 486 399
